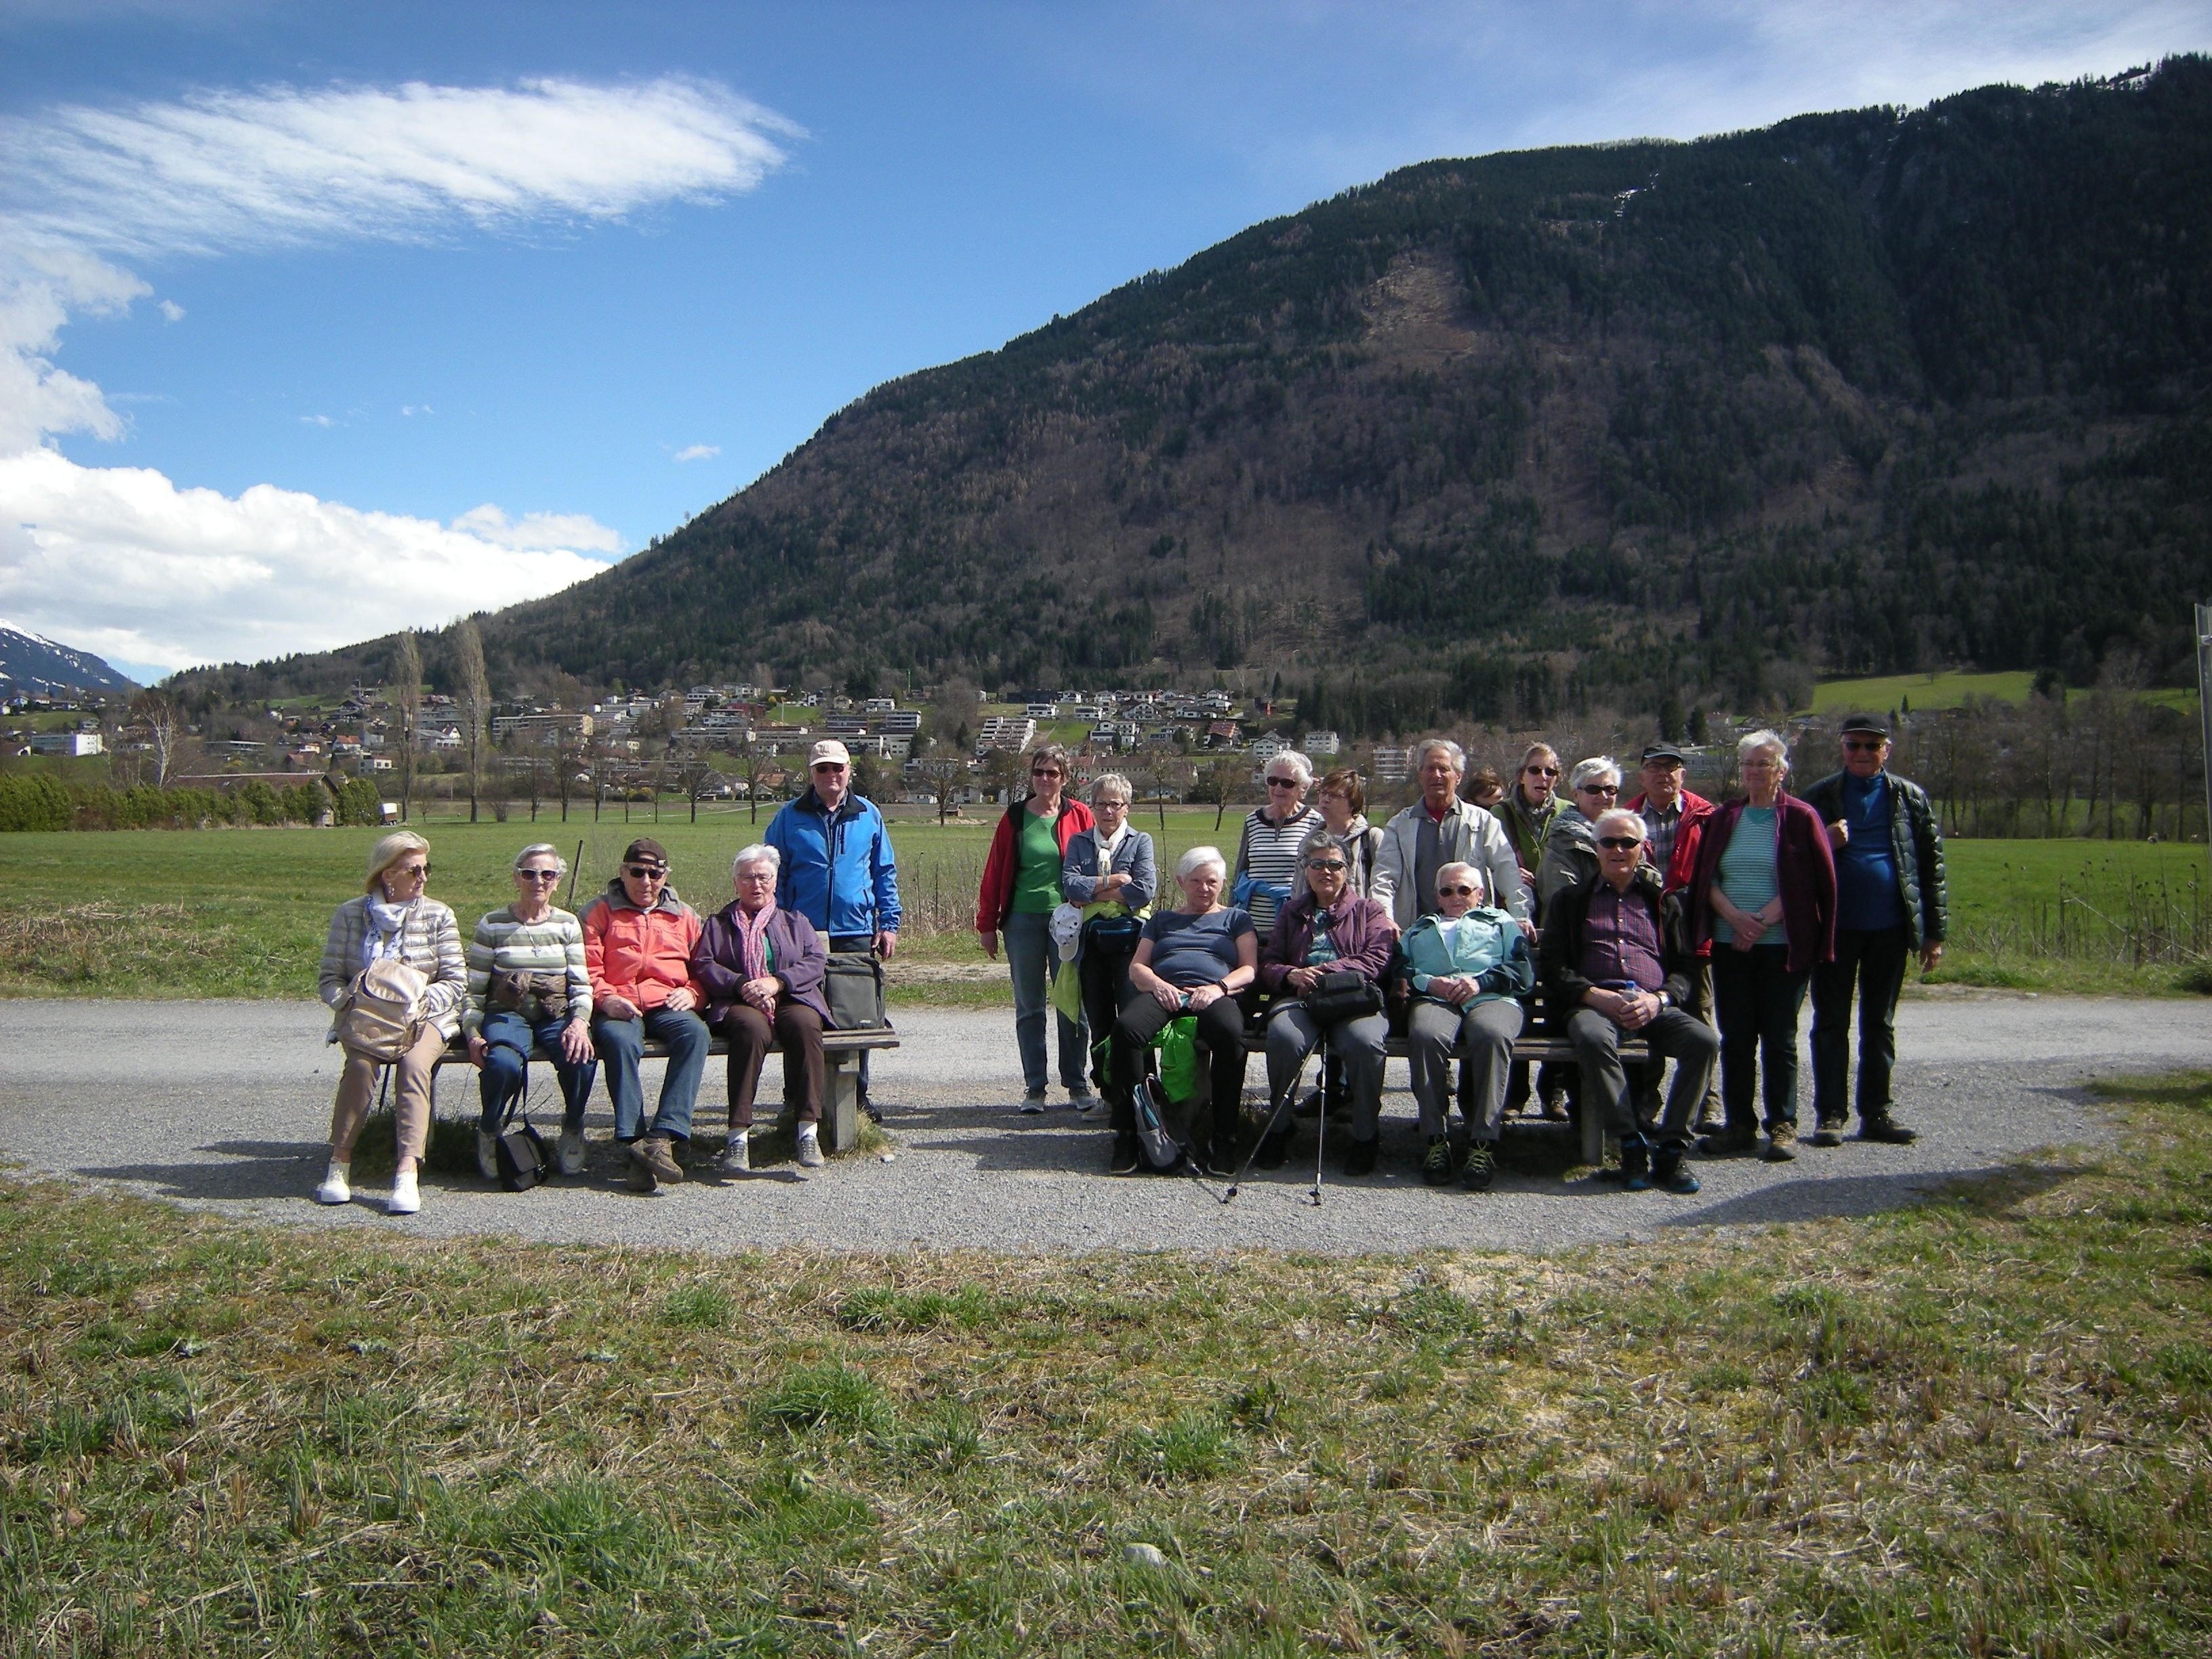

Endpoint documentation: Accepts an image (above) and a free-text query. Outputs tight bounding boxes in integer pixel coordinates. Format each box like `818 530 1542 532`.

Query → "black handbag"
823 949 888 1031
1082 912 1144 956
495 1115 548 1191
1303 968 1382 1025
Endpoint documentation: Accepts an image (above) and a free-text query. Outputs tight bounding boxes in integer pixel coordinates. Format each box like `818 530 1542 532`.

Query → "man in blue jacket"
764 739 902 1113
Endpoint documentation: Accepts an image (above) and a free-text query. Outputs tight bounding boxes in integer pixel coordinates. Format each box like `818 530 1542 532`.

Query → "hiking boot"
1540 1092 1570 1122
1343 1136 1378 1178
1652 1150 1701 1195
1068 1083 1097 1110
1254 1128 1292 1170
1109 1131 1142 1175
795 1125 825 1169
1618 1140 1652 1192
1460 1141 1496 1192
634 1135 684 1185
1420 1134 1455 1187
1292 1086 1324 1120
386 1168 421 1216
1019 1087 1047 1115
1762 1124 1799 1162
857 1084 883 1125
718 1131 750 1175
475 1130 499 1182
1858 1113 1919 1145
1698 1125 1759 1157
1810 1118 1846 1149
557 1132 586 1176
314 1159 352 1206
1197 1137 1238 1179
1692 1101 1724 1133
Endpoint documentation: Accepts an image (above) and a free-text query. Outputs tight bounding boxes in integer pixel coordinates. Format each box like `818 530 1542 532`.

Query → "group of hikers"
311 718 1945 1214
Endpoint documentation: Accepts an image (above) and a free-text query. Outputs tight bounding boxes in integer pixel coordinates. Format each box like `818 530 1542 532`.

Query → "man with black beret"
1801 716 1946 1146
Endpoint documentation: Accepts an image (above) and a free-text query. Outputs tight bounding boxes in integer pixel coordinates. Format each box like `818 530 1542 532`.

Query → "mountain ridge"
176 59 2212 729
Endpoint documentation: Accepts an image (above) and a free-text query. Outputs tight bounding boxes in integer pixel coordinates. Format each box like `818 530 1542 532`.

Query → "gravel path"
1 995 2203 1255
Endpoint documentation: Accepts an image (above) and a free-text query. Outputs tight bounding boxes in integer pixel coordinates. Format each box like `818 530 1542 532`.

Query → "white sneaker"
795 1126 825 1168
557 1132 586 1176
387 1168 421 1215
314 1160 351 1205
475 1130 499 1181
718 1131 750 1174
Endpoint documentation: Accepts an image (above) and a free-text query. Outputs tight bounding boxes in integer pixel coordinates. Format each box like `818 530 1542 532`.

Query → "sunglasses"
390 863 429 880
1597 836 1643 851
1578 783 1620 796
624 863 668 880
1438 883 1477 897
813 762 847 772
1031 767 1063 777
1267 777 1300 789
1306 859 1348 873
1843 738 1887 752
517 869 560 882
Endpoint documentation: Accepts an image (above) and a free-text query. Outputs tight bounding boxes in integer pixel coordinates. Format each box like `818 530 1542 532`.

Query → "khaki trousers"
329 1024 443 1166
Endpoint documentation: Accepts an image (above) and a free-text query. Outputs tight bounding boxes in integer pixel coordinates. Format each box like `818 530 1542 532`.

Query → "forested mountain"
0 621 133 698
187 59 2212 726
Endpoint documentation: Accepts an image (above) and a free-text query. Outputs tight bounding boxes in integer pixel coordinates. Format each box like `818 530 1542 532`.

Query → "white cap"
809 739 851 768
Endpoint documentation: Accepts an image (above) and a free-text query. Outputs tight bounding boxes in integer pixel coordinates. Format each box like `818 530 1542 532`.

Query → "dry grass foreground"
3 1080 2209 1657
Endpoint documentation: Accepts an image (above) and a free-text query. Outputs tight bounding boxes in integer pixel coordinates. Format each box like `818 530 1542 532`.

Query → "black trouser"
1112 991 1247 1143
1079 941 1137 1095
1810 924 1910 1126
1711 944 1809 1133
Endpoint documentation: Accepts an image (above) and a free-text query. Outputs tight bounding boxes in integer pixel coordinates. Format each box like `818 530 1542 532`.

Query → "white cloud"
673 443 720 462
0 247 146 453
0 76 802 261
157 298 184 322
401 403 432 416
448 503 623 556
0 448 621 676
298 413 332 427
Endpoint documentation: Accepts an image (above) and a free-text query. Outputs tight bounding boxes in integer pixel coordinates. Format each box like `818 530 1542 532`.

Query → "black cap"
621 837 670 869
1640 742 1685 764
1839 713 1890 738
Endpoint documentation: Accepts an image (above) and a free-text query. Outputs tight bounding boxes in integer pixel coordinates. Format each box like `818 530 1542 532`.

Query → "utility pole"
2196 602 2212 863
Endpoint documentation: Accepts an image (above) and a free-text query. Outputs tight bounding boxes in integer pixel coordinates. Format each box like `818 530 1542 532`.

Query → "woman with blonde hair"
314 831 466 1214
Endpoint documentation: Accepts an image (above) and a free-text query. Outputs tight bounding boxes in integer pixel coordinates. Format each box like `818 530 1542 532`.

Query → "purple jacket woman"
689 860 834 1168
1686 792 1837 975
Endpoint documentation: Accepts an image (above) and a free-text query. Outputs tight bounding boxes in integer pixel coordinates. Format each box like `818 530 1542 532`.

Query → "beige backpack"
337 956 429 1061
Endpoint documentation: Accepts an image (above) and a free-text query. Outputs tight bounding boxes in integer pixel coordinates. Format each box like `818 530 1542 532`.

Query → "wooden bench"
1233 1025 1647 1165
431 1026 900 1153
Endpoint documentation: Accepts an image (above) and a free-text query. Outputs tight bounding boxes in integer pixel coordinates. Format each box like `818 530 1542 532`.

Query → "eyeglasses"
735 869 775 882
1031 767 1063 778
389 863 428 880
1305 859 1347 873
1267 777 1300 789
624 863 668 880
1438 884 1477 897
517 869 560 883
1597 836 1643 851
1842 738 1887 752
1578 783 1620 797
1525 764 1559 777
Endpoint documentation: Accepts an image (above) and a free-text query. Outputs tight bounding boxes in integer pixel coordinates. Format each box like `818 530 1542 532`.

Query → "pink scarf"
734 900 776 983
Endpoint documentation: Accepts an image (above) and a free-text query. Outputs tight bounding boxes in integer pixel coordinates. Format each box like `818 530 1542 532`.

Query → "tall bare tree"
455 619 491 823
129 689 184 786
393 630 422 823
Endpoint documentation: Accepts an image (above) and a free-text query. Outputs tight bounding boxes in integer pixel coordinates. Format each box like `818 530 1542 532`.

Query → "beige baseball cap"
809 739 851 768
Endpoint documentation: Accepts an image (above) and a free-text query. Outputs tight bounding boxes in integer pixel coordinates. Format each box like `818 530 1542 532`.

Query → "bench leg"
825 1052 859 1153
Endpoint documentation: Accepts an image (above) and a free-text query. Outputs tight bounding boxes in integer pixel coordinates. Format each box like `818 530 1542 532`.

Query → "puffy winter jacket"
579 880 704 1010
1799 769 1947 949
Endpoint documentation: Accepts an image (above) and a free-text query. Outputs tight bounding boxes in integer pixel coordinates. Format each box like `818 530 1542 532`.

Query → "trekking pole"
1308 1029 1328 1206
1222 1048 1303 1202
565 838 584 909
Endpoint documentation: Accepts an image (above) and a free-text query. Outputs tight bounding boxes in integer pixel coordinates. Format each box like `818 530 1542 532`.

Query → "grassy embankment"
3 1074 2209 1654
0 817 2204 1002
1808 670 2201 716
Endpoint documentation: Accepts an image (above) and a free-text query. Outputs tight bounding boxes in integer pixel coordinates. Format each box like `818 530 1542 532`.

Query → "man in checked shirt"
1539 808 1719 1195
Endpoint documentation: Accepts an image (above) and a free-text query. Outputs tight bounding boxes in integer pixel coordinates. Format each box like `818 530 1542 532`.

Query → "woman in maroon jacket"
692 844 832 1172
974 745 1097 1108
1687 729 1837 1162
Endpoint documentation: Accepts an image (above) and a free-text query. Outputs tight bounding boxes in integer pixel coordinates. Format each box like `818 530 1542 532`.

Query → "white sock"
796 1124 817 1143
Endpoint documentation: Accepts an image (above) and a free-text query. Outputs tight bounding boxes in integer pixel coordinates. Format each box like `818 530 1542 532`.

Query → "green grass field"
0 817 2204 1000
1809 670 2201 717
3 1074 2209 1655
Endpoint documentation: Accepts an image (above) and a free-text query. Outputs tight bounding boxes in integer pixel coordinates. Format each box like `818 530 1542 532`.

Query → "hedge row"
0 774 385 832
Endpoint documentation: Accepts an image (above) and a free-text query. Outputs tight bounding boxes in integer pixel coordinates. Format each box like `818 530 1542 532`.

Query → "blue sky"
1 1 2205 682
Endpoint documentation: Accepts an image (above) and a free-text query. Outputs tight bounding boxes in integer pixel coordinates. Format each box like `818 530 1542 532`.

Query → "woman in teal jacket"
1400 860 1536 1192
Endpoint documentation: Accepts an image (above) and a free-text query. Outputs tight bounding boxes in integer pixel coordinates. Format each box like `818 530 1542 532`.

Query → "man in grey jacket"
1375 738 1530 930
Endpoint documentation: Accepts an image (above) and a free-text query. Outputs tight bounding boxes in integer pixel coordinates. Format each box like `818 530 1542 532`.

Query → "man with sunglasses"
581 838 710 1191
1800 716 1946 1146
765 739 902 1116
1539 809 1717 1193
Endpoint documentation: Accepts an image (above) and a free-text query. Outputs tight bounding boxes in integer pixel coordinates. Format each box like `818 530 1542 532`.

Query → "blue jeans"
1000 910 1086 1093
477 1008 597 1136
592 1006 710 1142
